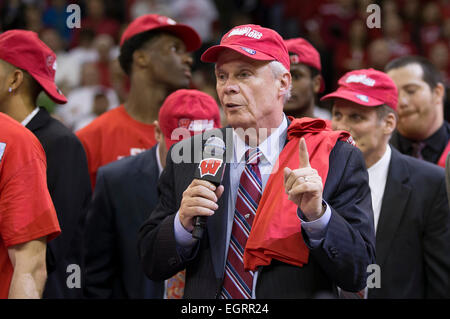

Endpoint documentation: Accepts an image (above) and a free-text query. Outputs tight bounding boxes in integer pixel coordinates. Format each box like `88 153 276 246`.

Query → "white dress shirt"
367 145 392 232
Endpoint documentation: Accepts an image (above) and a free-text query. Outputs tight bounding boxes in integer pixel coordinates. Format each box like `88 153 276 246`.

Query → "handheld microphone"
192 136 226 239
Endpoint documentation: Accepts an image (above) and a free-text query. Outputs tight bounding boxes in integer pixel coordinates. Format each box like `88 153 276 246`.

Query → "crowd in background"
1 0 450 301
1 0 449 130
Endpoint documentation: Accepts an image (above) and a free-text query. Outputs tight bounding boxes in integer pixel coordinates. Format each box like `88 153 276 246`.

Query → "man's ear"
8 69 24 92
312 75 321 94
153 120 164 143
432 82 445 108
383 112 397 136
278 71 291 99
133 49 150 69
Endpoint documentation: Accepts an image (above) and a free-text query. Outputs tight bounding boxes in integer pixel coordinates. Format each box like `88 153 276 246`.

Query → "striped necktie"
221 148 263 299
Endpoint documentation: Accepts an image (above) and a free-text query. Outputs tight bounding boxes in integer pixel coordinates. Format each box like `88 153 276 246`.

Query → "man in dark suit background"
326 68 450 298
0 30 92 298
138 25 376 299
84 89 221 298
386 56 450 168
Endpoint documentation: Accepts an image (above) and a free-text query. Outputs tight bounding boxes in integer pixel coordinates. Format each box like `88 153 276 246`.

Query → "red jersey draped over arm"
244 117 353 271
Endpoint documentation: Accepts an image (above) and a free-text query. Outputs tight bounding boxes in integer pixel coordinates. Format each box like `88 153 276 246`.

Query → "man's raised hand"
283 138 324 221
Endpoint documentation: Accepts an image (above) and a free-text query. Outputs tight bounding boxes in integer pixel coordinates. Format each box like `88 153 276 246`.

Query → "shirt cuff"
298 201 331 243
174 211 197 251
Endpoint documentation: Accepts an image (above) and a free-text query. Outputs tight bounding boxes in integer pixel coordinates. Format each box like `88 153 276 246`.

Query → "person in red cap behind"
0 30 91 299
325 68 450 298
84 89 220 299
139 24 376 299
76 14 202 190
284 37 331 120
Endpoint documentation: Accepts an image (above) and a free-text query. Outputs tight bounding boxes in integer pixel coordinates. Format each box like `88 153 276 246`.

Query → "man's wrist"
298 201 331 243
304 201 327 222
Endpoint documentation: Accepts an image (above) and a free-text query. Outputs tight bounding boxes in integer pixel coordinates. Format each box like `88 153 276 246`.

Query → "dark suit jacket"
368 147 450 298
446 153 450 209
138 127 376 298
389 121 450 165
26 107 92 299
84 146 164 298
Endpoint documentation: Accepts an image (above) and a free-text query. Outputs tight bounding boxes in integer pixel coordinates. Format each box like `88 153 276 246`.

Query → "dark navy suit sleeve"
84 169 117 298
138 148 187 281
302 142 376 292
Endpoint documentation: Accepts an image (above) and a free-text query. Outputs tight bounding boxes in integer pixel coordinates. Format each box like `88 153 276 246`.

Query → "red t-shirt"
76 105 157 189
0 113 61 299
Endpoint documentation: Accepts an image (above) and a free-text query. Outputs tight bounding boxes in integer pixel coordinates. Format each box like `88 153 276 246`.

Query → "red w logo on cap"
199 158 223 178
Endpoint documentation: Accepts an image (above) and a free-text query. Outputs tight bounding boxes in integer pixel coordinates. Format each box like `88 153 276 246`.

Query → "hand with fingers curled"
179 179 225 232
283 137 325 221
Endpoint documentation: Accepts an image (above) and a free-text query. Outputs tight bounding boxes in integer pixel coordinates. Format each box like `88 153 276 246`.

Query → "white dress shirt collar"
21 107 40 126
232 115 288 166
155 143 163 176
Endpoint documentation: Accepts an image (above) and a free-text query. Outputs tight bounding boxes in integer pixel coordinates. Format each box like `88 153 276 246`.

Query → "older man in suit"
84 89 221 298
325 68 450 298
138 25 376 299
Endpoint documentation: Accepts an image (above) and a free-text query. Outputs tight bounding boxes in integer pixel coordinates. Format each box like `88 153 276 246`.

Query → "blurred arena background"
1 0 449 129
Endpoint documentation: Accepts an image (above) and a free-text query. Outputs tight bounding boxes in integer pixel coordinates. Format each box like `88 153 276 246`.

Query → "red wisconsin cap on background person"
120 14 201 52
201 24 290 71
285 38 321 72
284 37 325 93
320 68 398 111
159 89 221 149
0 30 67 104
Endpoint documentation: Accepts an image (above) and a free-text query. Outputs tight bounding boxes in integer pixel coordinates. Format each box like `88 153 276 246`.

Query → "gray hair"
269 60 292 104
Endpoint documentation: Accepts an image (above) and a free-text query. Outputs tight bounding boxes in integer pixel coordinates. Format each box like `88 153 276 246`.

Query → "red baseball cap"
120 14 201 52
201 24 290 71
0 30 67 104
285 37 325 92
320 68 398 111
159 89 221 149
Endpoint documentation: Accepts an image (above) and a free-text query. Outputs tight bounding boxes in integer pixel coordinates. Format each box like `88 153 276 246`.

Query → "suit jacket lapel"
139 146 159 179
136 147 159 209
206 127 233 280
375 147 411 267
208 162 230 279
